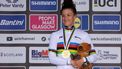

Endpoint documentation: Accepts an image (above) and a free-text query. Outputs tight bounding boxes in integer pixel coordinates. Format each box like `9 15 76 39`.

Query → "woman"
48 0 97 69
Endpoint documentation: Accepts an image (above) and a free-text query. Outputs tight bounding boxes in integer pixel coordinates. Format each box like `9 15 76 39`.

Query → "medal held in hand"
62 50 71 58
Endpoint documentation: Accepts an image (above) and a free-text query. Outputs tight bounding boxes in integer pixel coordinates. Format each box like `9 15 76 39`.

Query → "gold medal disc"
62 50 70 58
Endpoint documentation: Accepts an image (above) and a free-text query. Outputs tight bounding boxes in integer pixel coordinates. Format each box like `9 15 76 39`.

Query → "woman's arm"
48 32 69 65
83 32 97 63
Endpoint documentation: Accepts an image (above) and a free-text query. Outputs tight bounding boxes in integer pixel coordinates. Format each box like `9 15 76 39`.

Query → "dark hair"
60 0 77 15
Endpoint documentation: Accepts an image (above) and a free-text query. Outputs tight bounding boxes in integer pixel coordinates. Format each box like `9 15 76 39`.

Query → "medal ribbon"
63 28 75 50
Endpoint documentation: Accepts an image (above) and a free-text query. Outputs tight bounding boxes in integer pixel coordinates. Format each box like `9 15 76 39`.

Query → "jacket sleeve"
83 32 98 63
48 32 69 65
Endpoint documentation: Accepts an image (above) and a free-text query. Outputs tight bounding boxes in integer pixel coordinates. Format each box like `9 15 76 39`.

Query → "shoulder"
50 29 63 37
75 29 88 35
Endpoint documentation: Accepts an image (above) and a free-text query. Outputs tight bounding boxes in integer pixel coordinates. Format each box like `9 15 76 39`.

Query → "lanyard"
63 28 75 50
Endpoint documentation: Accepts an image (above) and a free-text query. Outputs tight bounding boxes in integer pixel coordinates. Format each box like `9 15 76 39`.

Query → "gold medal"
62 50 70 58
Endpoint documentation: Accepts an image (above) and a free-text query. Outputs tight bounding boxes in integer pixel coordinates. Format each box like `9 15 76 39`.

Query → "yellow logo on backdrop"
74 17 81 29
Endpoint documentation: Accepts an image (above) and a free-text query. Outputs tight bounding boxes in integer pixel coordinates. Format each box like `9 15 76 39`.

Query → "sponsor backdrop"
0 0 122 69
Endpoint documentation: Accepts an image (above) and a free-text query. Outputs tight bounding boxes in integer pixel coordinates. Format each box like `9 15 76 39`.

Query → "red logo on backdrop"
29 14 58 31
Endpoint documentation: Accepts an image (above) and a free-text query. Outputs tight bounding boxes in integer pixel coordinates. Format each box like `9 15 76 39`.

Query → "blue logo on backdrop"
93 15 120 31
0 14 26 31
93 66 121 69
78 15 89 31
30 0 57 11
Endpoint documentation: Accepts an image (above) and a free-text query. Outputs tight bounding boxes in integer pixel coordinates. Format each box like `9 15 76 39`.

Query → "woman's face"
62 9 76 27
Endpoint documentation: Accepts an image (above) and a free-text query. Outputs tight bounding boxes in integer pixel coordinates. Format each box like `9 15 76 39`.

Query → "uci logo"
94 0 117 7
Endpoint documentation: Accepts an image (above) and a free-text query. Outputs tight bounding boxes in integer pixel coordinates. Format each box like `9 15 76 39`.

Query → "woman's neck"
64 25 74 30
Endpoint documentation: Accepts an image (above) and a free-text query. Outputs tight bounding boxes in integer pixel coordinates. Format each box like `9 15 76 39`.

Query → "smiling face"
61 8 76 27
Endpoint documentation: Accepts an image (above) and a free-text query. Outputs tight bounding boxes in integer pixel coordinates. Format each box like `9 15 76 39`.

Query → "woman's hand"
71 60 78 68
71 58 84 68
